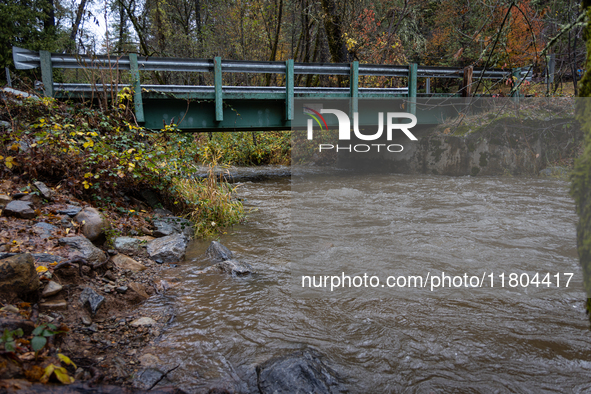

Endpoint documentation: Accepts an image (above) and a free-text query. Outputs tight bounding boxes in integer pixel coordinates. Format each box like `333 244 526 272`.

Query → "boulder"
33 181 55 200
147 234 188 263
20 193 41 206
41 280 63 297
33 253 65 264
113 236 145 256
58 236 107 267
57 205 82 217
153 217 193 238
214 259 253 276
206 241 233 261
256 349 341 394
4 200 36 219
74 207 110 243
130 317 157 327
79 287 105 315
0 318 36 335
133 368 167 390
0 253 40 301
33 222 58 239
111 254 146 272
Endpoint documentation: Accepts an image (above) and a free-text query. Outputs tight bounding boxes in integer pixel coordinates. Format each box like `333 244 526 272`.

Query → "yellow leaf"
58 353 77 369
10 143 20 151
5 156 15 169
40 364 55 383
36 266 48 273
49 262 58 266
65 228 70 234
53 366 74 384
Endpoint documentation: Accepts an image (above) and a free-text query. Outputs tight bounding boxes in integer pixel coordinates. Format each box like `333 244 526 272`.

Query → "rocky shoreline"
0 179 196 392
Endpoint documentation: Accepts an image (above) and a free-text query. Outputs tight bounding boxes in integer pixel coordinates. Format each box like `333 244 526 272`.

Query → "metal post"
350 61 359 115
214 57 223 122
408 63 417 115
426 78 430 95
128 54 145 123
285 59 294 121
39 50 54 97
5 67 11 87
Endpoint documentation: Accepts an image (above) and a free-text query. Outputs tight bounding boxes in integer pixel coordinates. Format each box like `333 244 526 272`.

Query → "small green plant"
0 328 24 352
104 225 122 248
31 323 62 356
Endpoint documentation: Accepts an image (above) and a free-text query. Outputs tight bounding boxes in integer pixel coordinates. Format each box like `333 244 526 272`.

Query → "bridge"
12 47 526 131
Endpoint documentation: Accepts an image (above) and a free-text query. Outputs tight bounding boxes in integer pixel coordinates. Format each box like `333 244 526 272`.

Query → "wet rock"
147 234 188 263
57 205 82 217
256 348 341 394
111 253 146 272
131 317 157 327
206 241 233 261
114 236 144 256
153 217 193 238
129 282 149 298
41 280 63 297
20 193 41 206
33 181 55 200
39 299 67 310
58 236 107 267
139 353 161 367
103 270 116 281
3 200 36 219
32 253 65 263
0 253 40 301
133 368 166 390
74 207 110 243
79 287 105 315
0 194 11 208
33 222 58 239
214 259 253 276
116 286 128 294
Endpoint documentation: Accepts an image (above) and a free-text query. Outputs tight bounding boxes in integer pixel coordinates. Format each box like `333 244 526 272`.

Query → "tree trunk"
69 0 89 50
43 0 55 33
319 0 347 63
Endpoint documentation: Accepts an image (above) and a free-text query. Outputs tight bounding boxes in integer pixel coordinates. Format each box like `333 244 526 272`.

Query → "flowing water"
141 170 591 393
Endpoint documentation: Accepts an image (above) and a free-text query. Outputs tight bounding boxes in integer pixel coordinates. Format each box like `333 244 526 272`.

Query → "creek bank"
0 180 194 391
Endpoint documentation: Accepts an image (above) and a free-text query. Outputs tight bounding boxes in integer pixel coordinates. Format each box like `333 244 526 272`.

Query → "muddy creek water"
141 171 591 393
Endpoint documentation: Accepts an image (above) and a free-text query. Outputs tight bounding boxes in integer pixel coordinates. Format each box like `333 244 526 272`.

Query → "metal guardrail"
12 46 522 125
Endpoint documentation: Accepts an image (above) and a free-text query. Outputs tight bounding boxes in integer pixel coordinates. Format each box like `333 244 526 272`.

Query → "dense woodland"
0 0 586 93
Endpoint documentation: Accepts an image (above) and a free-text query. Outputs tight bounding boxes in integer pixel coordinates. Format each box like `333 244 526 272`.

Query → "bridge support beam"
129 54 145 123
215 56 223 121
286 59 294 120
408 63 417 115
350 61 359 115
